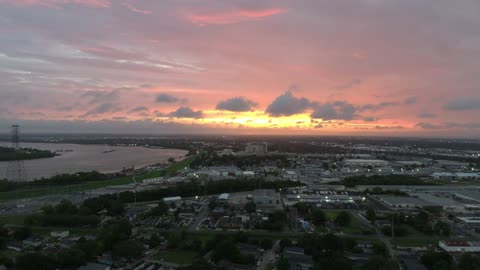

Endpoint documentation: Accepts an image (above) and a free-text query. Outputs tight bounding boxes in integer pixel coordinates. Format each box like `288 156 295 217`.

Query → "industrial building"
253 189 281 209
377 195 433 209
439 241 480 253
245 142 268 155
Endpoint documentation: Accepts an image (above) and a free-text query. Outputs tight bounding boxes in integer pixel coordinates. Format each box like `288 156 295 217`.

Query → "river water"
0 142 188 181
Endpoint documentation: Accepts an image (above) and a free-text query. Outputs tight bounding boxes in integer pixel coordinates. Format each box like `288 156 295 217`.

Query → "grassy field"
0 214 29 225
324 210 363 234
389 224 475 247
0 155 196 201
0 249 21 259
153 250 198 265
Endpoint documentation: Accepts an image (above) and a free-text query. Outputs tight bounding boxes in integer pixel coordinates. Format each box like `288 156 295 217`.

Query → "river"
0 142 188 181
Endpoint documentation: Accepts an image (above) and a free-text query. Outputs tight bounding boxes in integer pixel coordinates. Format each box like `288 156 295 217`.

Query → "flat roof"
378 195 432 206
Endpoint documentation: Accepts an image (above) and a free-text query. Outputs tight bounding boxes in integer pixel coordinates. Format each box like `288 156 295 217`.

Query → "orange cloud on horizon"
185 8 287 26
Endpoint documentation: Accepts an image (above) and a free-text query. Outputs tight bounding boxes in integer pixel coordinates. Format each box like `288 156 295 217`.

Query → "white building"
439 241 480 253
245 142 268 155
242 171 255 177
218 193 230 202
50 231 70 238
253 189 281 209
163 196 181 203
377 196 432 209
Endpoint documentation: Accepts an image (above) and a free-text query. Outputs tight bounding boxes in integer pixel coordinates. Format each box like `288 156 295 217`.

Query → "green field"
324 210 363 234
0 214 29 225
389 225 474 247
0 155 196 201
153 250 198 265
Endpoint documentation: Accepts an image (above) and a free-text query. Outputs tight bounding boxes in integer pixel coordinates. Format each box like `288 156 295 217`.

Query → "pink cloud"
2 0 110 8
122 0 151 14
185 8 287 26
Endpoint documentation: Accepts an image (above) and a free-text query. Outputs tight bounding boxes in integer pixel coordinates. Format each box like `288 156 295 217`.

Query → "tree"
244 201 256 213
277 256 290 270
107 200 125 216
208 199 217 210
55 199 78 215
76 238 101 259
279 238 292 251
260 239 273 250
13 227 31 241
295 202 310 216
366 208 376 222
335 211 351 226
177 258 212 270
147 233 162 248
212 239 240 262
151 201 169 216
362 256 398 270
97 220 132 250
434 222 450 236
167 232 182 249
16 253 56 270
372 242 389 257
420 251 453 270
458 253 480 270
57 248 87 269
314 256 353 270
113 240 144 258
310 209 326 225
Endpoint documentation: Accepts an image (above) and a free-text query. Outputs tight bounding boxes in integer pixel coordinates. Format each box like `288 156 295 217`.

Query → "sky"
0 0 479 137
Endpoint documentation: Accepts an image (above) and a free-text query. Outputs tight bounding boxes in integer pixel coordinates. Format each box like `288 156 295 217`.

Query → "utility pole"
6 125 27 182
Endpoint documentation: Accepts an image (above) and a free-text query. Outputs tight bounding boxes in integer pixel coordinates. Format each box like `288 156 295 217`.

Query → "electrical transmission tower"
6 125 27 181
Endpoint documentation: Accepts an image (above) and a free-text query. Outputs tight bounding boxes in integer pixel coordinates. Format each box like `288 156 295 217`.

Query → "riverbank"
0 155 196 201
0 146 56 161
0 142 188 180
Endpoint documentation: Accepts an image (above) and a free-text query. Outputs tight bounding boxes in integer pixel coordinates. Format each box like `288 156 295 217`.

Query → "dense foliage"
0 146 55 161
0 171 106 192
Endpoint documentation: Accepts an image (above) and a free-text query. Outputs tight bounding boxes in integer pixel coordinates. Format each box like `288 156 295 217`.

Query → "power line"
6 125 28 182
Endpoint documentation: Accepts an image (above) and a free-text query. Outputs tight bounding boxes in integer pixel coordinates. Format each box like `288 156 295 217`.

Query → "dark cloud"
314 124 323 128
156 93 185 103
168 107 203 118
444 122 480 129
83 102 121 116
418 112 437 119
416 122 480 130
359 102 398 111
375 125 405 130
81 89 127 105
0 118 213 134
311 101 356 121
129 106 149 113
416 122 444 129
363 116 377 122
265 91 314 116
404 96 417 105
216 97 258 112
443 98 480 111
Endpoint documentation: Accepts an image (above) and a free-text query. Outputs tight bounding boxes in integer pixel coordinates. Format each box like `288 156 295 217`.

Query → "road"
189 204 208 230
257 240 279 270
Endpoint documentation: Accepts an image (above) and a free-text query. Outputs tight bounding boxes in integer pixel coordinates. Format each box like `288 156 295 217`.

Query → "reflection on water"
0 142 188 181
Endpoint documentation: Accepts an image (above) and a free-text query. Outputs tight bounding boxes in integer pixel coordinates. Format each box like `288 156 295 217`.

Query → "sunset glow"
0 0 479 136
